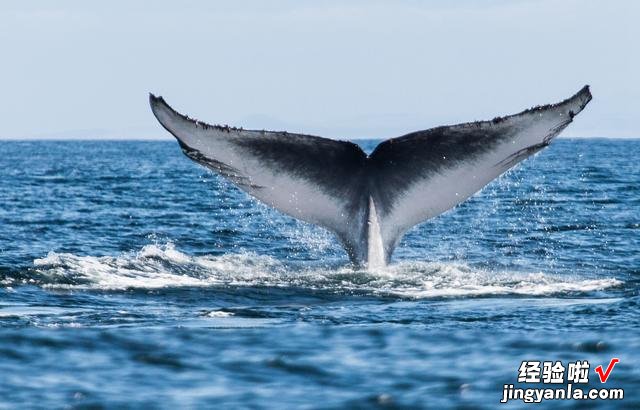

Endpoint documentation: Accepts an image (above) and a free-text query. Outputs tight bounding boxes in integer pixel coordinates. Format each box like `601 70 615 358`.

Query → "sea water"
0 139 638 408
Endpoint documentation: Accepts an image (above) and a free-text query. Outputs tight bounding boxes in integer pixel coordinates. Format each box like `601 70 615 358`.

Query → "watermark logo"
501 359 623 403
595 358 619 383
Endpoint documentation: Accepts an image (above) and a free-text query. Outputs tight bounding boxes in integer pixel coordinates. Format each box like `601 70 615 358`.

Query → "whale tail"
150 86 592 268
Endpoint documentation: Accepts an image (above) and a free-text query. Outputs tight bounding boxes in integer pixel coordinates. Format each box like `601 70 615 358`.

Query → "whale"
150 86 592 268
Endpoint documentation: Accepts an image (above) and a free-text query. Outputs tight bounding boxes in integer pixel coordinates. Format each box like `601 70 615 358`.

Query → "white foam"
204 310 234 318
31 243 623 298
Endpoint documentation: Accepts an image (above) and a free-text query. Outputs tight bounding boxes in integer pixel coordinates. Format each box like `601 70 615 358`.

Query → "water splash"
25 244 622 298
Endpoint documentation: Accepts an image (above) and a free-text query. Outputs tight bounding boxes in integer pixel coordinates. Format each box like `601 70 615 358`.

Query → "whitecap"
29 243 623 298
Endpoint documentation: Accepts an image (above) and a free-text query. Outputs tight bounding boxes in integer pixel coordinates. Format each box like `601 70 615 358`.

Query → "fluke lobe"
150 86 592 269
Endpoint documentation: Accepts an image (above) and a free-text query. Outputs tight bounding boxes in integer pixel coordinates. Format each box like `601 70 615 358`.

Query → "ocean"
0 139 638 408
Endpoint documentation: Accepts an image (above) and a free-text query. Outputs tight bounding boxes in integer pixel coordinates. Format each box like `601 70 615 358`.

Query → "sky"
0 0 638 140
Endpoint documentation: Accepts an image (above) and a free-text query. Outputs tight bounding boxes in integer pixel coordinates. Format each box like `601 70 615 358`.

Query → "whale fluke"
150 86 592 268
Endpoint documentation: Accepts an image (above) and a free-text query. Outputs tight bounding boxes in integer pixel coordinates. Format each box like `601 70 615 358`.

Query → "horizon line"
1 136 638 142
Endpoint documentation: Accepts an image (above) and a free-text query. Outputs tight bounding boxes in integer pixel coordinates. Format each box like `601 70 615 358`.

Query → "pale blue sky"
1 1 638 139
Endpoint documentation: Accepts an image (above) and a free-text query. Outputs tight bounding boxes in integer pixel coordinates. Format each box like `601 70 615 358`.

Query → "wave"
20 243 622 298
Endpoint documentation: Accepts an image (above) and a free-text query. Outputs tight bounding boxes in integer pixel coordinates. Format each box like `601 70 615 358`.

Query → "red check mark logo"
595 358 619 383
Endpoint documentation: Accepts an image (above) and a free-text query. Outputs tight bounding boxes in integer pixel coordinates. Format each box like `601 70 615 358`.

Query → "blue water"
0 139 638 408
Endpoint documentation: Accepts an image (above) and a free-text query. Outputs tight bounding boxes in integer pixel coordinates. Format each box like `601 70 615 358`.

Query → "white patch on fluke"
367 197 385 270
